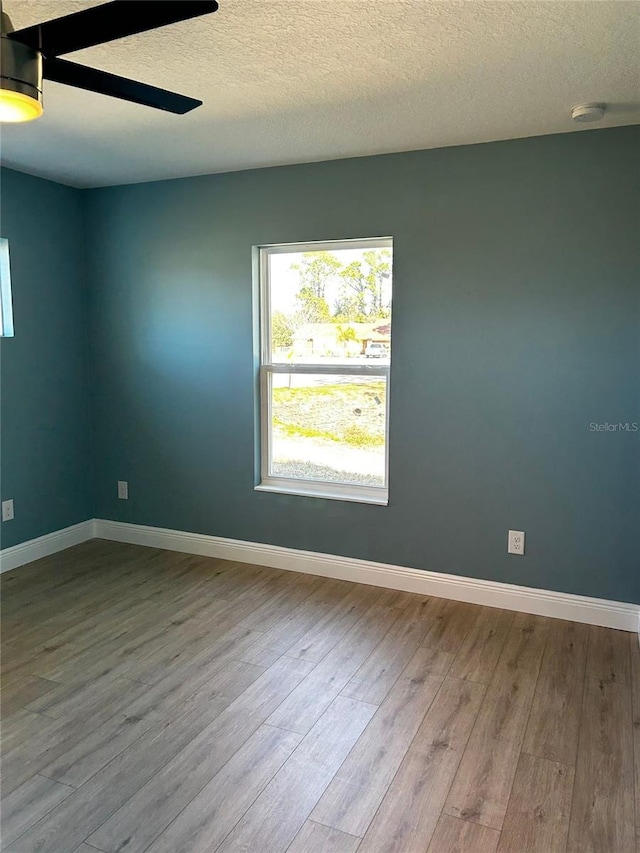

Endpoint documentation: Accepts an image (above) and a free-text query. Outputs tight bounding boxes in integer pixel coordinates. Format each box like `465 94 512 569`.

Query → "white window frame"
255 237 392 505
0 238 15 338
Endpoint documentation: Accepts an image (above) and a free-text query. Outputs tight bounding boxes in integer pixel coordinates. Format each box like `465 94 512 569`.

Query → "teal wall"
84 127 639 604
1 128 637 602
0 169 92 548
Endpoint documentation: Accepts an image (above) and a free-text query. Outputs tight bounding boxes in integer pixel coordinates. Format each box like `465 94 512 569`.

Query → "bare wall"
0 169 92 548
84 127 640 603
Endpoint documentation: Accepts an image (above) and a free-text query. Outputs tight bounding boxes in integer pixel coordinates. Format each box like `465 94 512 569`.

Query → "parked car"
365 342 387 358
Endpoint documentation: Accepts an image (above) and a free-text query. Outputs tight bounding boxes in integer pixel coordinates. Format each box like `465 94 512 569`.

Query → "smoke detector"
571 103 605 123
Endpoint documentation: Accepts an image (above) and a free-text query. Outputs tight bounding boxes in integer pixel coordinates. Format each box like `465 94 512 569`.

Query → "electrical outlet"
117 481 129 500
2 499 14 521
508 530 525 555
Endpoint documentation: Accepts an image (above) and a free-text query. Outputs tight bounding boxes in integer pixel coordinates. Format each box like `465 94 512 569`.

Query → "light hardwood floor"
1 539 637 853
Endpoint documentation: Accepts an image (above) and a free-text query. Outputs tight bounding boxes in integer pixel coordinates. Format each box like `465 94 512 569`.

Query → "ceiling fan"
0 0 219 122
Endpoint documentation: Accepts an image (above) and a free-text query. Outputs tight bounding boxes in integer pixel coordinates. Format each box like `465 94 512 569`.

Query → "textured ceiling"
1 0 639 187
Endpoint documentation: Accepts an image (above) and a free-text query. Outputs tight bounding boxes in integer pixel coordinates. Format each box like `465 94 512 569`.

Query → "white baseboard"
93 519 639 632
0 520 96 574
3 518 636 632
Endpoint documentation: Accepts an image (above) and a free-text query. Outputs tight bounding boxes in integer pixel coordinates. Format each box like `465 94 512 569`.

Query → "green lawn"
272 381 386 448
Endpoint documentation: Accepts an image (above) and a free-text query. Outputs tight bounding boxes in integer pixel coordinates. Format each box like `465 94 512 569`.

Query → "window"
0 239 14 338
256 238 393 504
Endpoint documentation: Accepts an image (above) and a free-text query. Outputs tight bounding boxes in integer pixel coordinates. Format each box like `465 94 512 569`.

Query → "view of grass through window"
271 375 387 486
261 239 392 496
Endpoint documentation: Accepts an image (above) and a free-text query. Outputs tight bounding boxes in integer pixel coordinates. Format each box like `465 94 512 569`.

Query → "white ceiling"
1 0 639 188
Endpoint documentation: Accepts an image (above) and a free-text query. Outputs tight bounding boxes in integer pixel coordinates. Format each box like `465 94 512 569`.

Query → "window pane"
267 245 392 365
270 373 387 487
0 238 14 338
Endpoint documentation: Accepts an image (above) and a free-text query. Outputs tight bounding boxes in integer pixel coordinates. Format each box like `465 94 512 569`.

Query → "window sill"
255 479 388 506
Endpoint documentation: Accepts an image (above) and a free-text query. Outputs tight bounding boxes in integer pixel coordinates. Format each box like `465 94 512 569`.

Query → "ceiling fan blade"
43 57 202 114
9 1 218 57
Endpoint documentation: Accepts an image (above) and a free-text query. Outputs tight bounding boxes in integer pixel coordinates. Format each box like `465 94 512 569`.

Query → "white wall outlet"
117 481 129 500
508 530 525 555
2 499 14 521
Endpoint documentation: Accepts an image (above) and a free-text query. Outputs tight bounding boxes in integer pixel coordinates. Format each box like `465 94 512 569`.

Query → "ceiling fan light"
0 87 42 122
0 32 43 122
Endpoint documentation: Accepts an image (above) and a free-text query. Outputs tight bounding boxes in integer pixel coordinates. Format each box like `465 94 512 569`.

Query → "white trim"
260 363 272 486
255 480 388 505
265 363 389 375
0 238 15 338
260 236 393 255
256 237 393 505
93 519 639 632
0 520 95 574
2 518 636 632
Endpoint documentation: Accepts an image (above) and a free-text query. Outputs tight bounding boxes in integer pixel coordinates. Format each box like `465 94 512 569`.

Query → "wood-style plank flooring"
0 539 637 853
